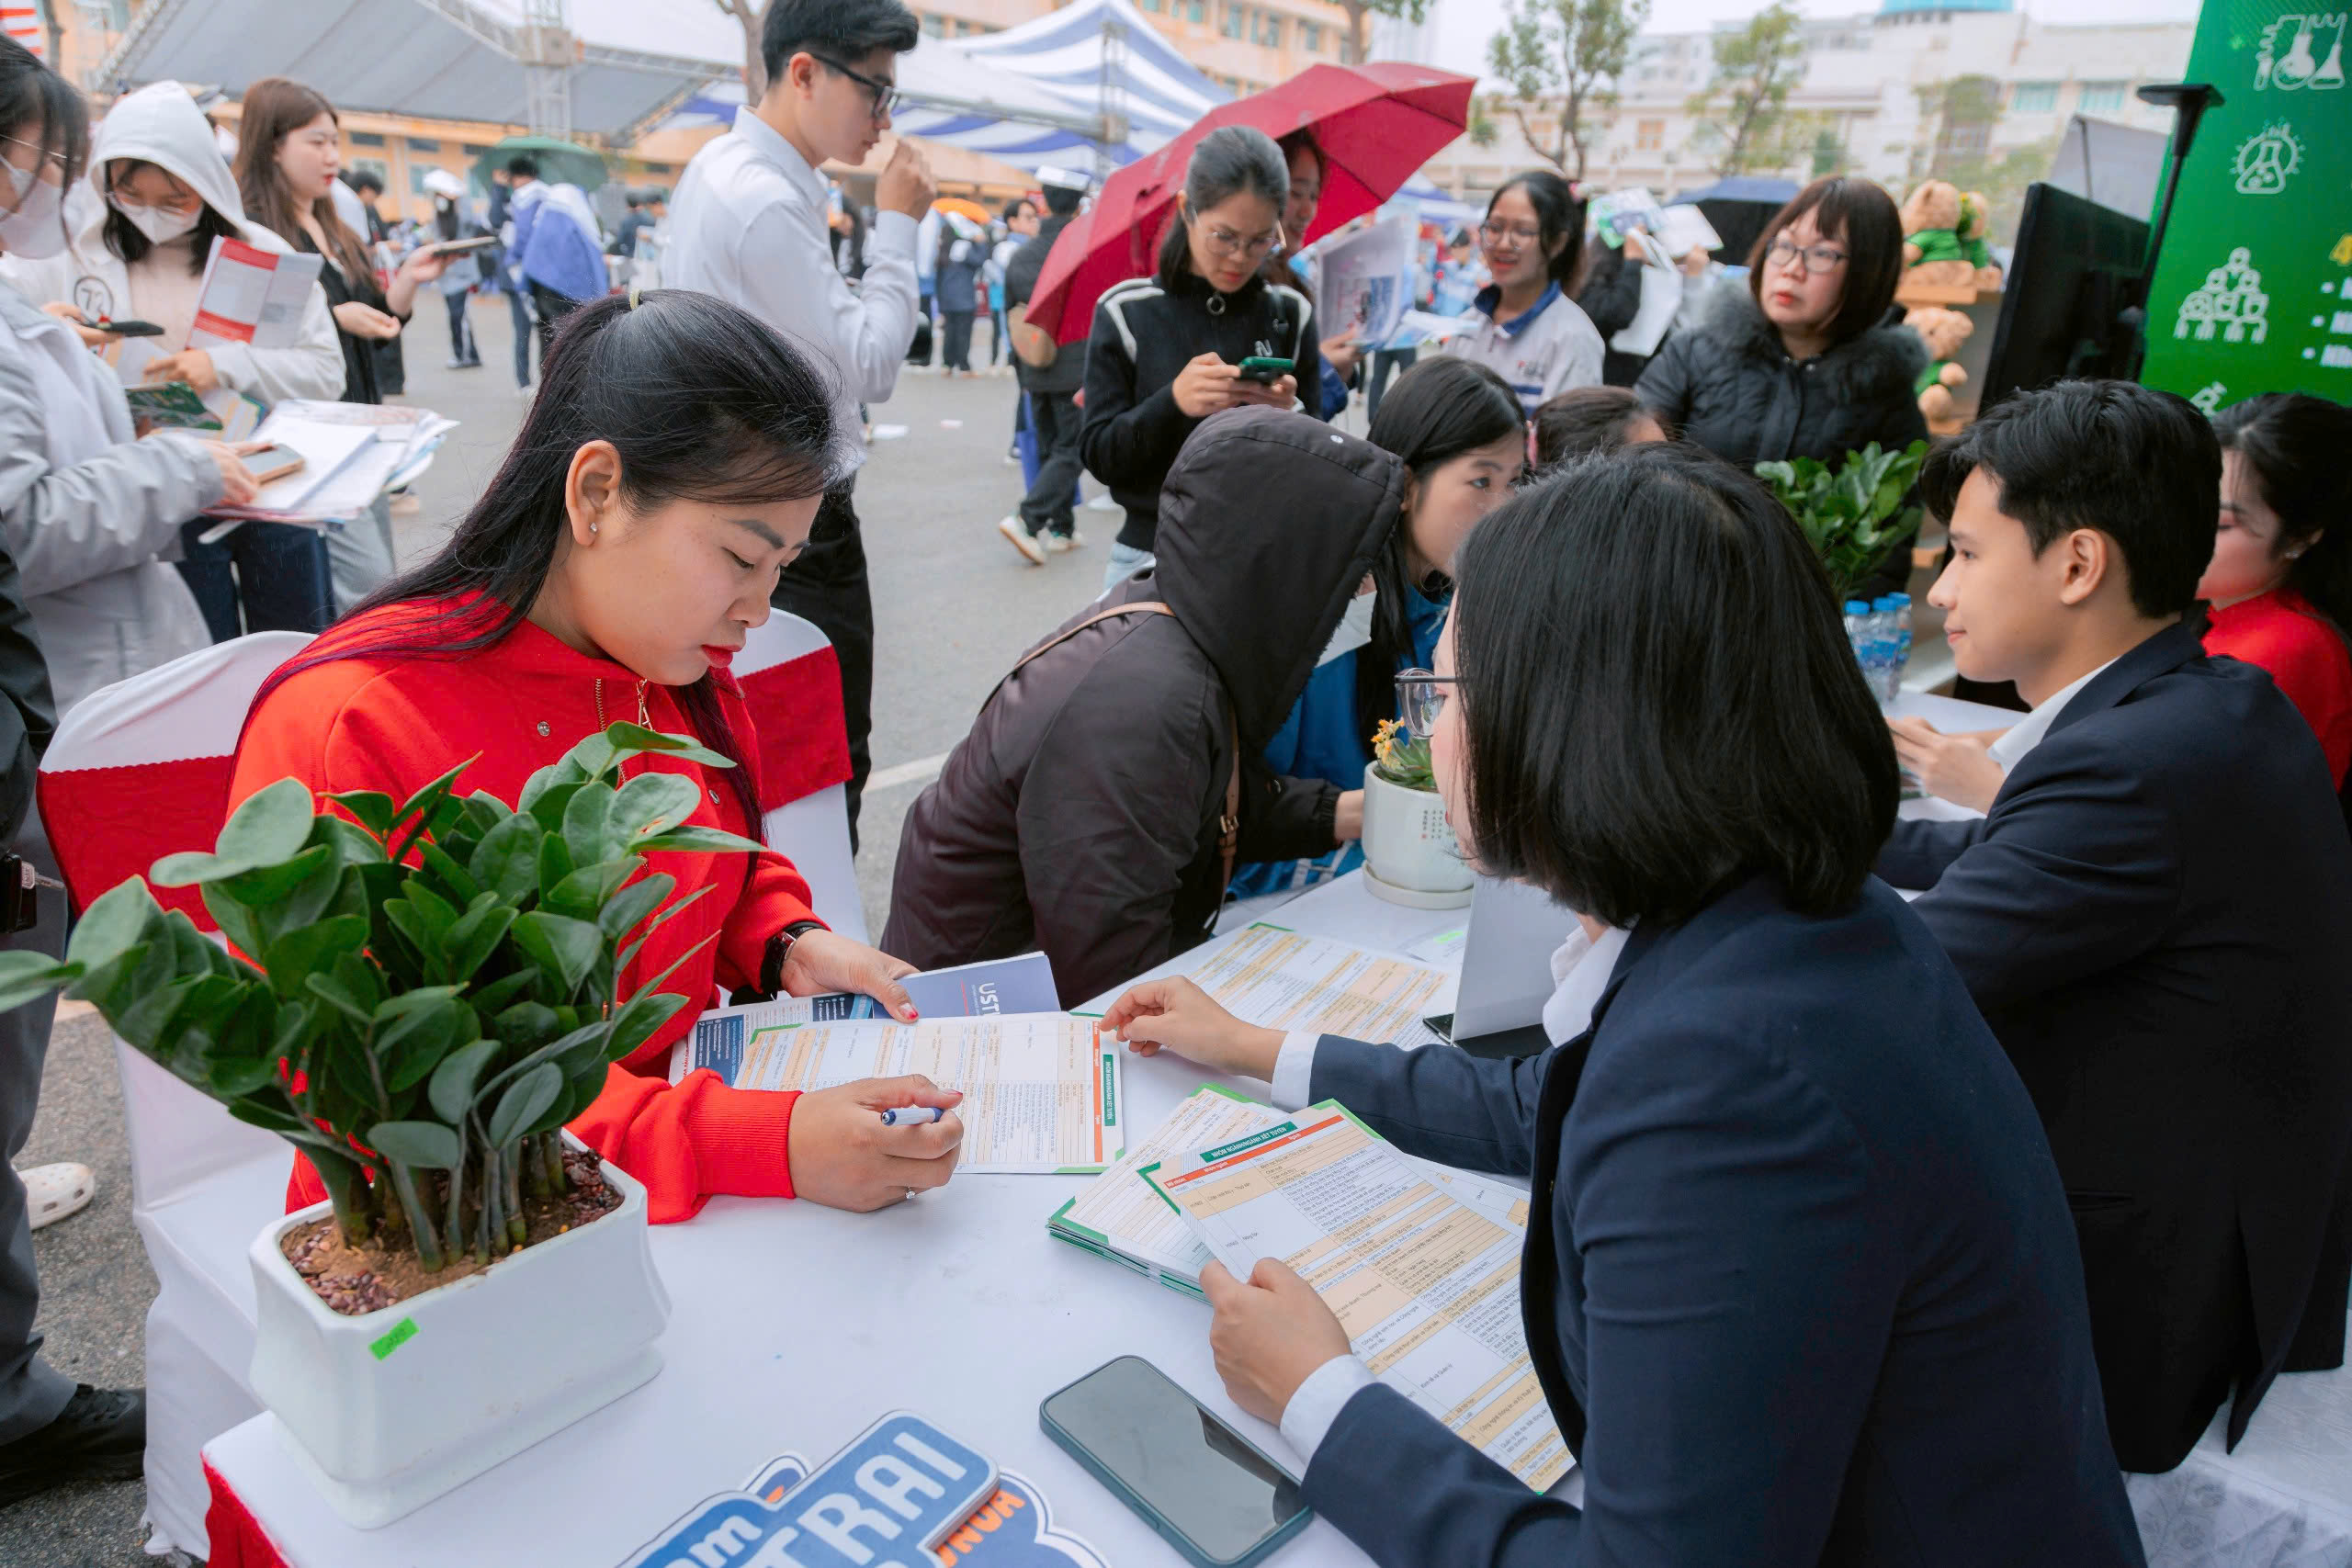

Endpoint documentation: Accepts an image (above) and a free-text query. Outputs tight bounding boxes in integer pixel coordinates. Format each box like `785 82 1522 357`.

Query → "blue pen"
879 1105 945 1126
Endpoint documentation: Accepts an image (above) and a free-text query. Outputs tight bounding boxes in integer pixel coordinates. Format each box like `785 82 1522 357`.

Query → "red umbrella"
1026 62 1476 344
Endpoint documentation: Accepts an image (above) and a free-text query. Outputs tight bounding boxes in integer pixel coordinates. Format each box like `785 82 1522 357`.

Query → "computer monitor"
1979 182 2151 410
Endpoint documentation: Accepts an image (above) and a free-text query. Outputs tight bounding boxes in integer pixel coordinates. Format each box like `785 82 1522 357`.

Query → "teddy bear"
1897 180 1979 289
1956 190 2004 291
1905 305 1973 423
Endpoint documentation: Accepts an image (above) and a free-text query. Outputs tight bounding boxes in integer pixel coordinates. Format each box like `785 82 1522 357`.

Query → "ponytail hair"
1486 170 1585 294
1155 124 1288 287
2213 392 2352 633
257 290 852 833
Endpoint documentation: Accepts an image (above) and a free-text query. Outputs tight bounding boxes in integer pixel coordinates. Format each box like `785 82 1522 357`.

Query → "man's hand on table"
1202 1258 1352 1425
1099 976 1283 1080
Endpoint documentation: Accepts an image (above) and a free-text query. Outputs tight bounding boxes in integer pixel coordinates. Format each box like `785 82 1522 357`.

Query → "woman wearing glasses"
1635 178 1928 558
1079 125 1320 592
1442 170 1604 415
1098 443 2143 1568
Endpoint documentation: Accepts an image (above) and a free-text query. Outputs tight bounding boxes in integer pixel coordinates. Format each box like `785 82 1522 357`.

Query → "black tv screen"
1980 182 2151 410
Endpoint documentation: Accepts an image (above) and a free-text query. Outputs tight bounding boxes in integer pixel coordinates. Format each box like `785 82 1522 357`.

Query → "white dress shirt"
1267 921 1631 1465
1985 658 2120 772
664 108 920 473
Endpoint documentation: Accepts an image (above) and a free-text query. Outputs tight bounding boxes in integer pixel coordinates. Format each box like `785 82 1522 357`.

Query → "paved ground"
4 296 1119 1562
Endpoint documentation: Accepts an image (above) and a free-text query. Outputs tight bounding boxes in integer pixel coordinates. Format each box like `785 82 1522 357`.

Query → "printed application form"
670 1008 1121 1172
1182 924 1449 1045
1150 1104 1571 1489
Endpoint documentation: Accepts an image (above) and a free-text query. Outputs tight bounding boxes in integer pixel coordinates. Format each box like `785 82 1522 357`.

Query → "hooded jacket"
0 81 344 409
885 407 1402 1007
1635 284 1928 471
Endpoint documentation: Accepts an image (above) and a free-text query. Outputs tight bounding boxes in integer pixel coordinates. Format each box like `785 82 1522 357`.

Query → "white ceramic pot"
247 1133 669 1529
1360 762 1474 908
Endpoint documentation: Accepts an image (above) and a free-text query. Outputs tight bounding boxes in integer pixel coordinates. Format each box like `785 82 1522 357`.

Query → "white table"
202 874 1469 1567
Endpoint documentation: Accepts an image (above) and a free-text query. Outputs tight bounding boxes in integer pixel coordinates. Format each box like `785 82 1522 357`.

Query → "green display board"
2141 0 2352 412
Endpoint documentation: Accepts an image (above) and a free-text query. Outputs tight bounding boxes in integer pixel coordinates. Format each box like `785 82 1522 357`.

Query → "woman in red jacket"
2201 392 2352 785
234 289 963 1224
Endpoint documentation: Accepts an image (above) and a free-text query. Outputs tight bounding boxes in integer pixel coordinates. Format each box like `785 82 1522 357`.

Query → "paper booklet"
712 952 1061 1027
197 400 459 534
188 235 326 352
1049 1084 1528 1300
1145 1101 1572 1490
1148 922 1451 1048
667 1008 1121 1174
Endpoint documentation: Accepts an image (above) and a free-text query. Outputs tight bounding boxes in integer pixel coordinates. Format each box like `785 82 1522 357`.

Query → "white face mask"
110 195 201 245
0 164 65 259
1317 584 1378 667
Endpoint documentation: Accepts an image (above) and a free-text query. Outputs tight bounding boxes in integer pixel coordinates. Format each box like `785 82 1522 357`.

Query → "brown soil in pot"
278 1146 623 1317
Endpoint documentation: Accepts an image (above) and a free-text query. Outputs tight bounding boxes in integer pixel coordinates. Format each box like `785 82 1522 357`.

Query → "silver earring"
589 523 598 534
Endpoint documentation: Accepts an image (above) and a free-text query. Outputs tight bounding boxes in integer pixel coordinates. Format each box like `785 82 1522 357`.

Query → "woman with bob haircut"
1098 443 2143 1567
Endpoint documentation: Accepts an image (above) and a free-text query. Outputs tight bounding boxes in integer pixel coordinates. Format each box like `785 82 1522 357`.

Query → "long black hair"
0 37 85 257
1156 124 1287 288
258 289 851 832
1355 355 1524 740
1486 170 1585 295
2213 392 2352 632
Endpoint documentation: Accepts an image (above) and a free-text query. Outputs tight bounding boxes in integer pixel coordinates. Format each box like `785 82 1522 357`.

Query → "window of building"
922 12 944 36
1183 0 1204 22
2008 80 2058 112
1221 3 1246 39
463 142 495 156
1140 0 1163 13
1257 10 1282 45
347 130 386 148
2076 79 2128 112
1635 118 1664 151
348 157 388 188
1299 19 1320 50
406 137 440 152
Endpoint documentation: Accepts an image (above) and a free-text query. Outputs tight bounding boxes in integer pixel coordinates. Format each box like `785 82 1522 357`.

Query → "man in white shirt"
666 0 934 840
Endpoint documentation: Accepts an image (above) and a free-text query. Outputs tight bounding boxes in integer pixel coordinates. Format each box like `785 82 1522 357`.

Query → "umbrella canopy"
1025 62 1474 344
932 197 994 224
469 136 609 199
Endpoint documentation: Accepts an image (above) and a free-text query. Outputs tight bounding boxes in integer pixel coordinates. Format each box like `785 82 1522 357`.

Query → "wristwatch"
760 919 829 997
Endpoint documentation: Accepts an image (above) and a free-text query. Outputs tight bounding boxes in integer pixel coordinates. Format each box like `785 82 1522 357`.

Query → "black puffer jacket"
885 407 1400 1007
1636 285 1928 470
1079 268 1317 554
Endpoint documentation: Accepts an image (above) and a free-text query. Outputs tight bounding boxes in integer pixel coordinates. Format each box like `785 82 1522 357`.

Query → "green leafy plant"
1371 718 1437 791
0 725 760 1275
1755 439 1930 604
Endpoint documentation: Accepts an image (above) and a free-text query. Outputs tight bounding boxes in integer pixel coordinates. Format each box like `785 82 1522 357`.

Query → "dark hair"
1156 124 1287 286
0 38 85 258
1453 443 1897 926
762 0 922 89
1486 170 1584 294
2213 393 2352 630
1747 176 1905 346
1921 379 2218 620
1042 183 1082 218
505 153 539 179
345 168 383 197
232 77 374 283
1532 387 1669 470
256 291 852 834
100 158 243 276
1000 197 1032 223
1356 355 1525 740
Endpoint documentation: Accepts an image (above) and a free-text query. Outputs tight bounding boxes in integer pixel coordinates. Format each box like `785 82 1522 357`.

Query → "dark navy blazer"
1295 877 2145 1568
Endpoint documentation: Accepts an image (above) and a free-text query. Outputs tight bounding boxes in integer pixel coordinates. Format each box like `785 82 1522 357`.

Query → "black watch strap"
761 919 829 997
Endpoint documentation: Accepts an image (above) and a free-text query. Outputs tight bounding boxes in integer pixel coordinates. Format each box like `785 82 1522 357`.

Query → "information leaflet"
1148 1103 1571 1488
1176 923 1448 1045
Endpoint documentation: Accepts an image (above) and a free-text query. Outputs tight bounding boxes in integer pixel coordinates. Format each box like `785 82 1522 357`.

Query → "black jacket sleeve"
1079 304 1194 492
1235 759 1339 863
1577 246 1645 343
0 537 54 843
1634 334 1698 430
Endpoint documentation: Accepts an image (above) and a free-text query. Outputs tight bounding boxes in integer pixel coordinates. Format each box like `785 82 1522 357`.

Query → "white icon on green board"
2256 13 2346 91
2232 121 2302 193
2189 381 2228 412
2175 248 2270 344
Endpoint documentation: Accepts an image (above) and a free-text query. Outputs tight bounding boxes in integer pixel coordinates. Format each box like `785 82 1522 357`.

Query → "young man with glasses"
666 0 934 844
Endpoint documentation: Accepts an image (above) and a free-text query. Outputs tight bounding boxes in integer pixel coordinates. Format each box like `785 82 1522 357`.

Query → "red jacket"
233 602 820 1223
2204 587 2352 787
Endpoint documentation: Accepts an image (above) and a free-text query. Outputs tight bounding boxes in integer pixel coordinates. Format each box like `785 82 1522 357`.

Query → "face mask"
1317 585 1377 667
0 164 64 259
110 196 200 245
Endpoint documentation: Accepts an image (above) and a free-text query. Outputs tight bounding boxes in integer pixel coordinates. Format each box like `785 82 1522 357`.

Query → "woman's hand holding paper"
1201 1258 1352 1425
1100 976 1283 1080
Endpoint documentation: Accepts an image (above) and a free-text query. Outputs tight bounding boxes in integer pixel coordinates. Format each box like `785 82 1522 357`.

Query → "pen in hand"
879 1105 946 1126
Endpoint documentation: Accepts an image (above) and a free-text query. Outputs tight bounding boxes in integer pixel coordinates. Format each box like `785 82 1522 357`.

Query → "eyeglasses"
1765 237 1849 274
1479 220 1543 248
1188 212 1283 261
0 135 70 179
810 54 902 120
1395 669 1463 736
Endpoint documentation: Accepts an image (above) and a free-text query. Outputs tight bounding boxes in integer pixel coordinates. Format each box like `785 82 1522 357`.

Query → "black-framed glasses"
809 54 903 120
1765 236 1849 274
1395 669 1462 736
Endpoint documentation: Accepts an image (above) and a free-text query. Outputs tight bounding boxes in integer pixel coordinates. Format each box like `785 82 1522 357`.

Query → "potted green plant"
0 723 763 1528
1360 718 1473 908
1754 439 1930 604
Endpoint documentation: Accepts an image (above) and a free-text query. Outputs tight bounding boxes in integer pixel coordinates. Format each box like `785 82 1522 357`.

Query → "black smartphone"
1234 355 1294 385
85 317 165 337
1040 1356 1312 1567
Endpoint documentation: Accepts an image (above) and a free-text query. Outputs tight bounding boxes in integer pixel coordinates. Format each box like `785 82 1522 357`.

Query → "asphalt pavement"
5 294 1121 1563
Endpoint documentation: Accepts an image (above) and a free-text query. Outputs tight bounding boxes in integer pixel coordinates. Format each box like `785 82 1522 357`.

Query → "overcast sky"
1418 0 2203 79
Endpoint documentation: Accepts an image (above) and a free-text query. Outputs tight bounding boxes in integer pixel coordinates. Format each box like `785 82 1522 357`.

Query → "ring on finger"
903 1187 917 1203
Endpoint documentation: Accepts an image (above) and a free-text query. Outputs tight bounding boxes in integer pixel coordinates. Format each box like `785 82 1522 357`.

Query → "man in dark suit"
1880 379 2352 1473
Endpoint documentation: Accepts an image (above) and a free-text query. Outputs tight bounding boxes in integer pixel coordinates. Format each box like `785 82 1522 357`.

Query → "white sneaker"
1046 530 1085 553
22 1163 93 1232
997 515 1047 566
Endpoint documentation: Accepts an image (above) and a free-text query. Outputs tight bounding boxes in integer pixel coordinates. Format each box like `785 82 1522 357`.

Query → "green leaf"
545 857 638 922
537 831 574 895
607 990 687 1064
0 952 82 1013
152 778 315 886
511 911 601 997
616 883 714 976
630 826 766 856
304 970 375 1027
264 917 368 1000
391 757 477 832
416 840 484 908
326 790 396 836
366 1121 462 1169
598 721 735 772
64 878 162 973
200 881 268 967
467 813 543 906
519 756 590 815
227 1100 308 1135
493 1000 561 1048
561 781 626 872
443 897 517 986
215 844 334 908
528 780 584 835
596 872 673 942
208 1054 279 1098
466 968 537 1016
487 1062 562 1148
611 772 702 841
428 1038 501 1122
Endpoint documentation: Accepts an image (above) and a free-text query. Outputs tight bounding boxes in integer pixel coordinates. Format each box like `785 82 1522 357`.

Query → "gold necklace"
593 678 652 782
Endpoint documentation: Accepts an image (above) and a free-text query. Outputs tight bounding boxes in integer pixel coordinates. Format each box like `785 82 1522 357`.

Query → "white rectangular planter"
247 1135 670 1529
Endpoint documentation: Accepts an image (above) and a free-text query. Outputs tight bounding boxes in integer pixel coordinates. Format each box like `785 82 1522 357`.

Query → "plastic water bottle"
1869 597 1896 702
1887 592 1915 697
1844 601 1871 687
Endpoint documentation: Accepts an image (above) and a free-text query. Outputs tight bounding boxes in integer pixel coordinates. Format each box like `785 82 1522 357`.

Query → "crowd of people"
0 2 2349 1561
